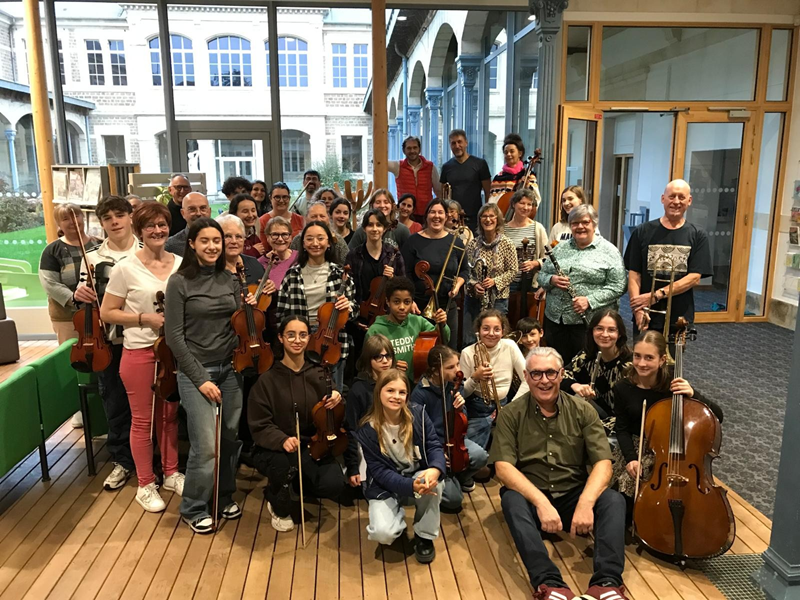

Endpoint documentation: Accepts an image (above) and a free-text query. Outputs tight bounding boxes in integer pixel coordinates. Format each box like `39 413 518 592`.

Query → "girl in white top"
549 185 587 245
101 202 183 514
459 309 529 450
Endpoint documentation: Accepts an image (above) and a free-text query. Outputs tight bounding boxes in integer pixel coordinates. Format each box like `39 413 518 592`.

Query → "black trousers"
543 317 587 367
98 344 134 471
251 446 346 518
500 485 626 589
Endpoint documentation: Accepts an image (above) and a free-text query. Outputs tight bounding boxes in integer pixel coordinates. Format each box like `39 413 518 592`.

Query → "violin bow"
296 410 307 548
632 398 647 535
212 402 222 533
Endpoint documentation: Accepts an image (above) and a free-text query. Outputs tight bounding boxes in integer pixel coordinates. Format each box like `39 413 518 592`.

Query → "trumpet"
422 228 468 319
474 342 500 412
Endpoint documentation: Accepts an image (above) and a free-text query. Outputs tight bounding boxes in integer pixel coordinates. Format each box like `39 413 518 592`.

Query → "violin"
308 265 352 365
508 237 546 326
442 368 469 474
496 149 543 215
309 363 348 461
231 262 274 375
69 211 112 373
411 261 448 382
359 248 399 327
633 318 735 559
248 254 279 312
152 291 178 402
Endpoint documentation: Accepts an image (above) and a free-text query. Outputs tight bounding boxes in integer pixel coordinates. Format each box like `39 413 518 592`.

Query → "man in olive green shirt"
490 347 628 600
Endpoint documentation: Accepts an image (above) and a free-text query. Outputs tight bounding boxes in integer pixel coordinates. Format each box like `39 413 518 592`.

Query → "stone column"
388 124 398 161
5 129 19 191
396 116 404 158
425 87 443 165
531 0 568 228
517 58 538 155
456 55 481 154
407 106 422 137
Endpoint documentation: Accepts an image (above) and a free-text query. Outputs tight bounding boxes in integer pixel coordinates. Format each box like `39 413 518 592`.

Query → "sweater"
460 338 529 401
366 314 450 382
248 359 331 451
562 350 632 418
410 376 463 443
164 266 239 388
347 221 411 251
354 403 446 500
344 374 376 476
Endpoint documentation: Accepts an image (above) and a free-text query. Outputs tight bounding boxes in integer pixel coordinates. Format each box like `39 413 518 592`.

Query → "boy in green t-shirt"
366 277 449 382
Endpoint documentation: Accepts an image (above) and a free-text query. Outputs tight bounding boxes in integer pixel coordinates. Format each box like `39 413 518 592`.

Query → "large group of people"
38 124 722 600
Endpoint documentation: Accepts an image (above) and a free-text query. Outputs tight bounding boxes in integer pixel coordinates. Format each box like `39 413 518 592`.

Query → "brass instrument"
422 228 468 318
642 249 688 361
543 245 590 327
504 330 522 344
474 342 500 412
442 182 451 201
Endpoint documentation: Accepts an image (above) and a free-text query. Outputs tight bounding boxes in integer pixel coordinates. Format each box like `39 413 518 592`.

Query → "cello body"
446 371 469 473
508 238 545 326
412 331 440 382
359 249 399 326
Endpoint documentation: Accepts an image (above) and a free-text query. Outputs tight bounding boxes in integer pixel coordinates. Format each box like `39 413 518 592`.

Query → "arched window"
209 35 252 87
149 35 195 87
281 130 311 179
265 37 308 88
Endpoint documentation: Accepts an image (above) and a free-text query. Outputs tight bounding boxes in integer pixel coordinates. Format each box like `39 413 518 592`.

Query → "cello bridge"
326 434 337 442
667 474 689 485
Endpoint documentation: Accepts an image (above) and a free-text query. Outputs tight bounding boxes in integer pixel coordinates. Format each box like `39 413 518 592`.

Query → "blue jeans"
177 362 243 522
367 474 444 544
441 438 489 511
463 297 509 346
465 394 509 450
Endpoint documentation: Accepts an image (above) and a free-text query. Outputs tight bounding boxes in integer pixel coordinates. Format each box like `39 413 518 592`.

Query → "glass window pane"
600 27 759 101
565 26 590 102
512 30 539 168
767 29 792 102
747 113 783 315
684 122 745 313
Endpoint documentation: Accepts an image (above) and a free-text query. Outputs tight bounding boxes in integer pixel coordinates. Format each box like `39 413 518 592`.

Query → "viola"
443 369 469 474
633 318 735 559
309 363 348 461
359 248 399 327
152 291 178 402
308 265 352 365
508 237 545 326
411 261 447 382
248 254 279 312
69 211 112 373
231 262 274 375
496 149 542 215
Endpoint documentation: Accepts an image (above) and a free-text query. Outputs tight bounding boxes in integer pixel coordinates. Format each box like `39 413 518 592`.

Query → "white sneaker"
267 502 294 532
70 411 84 429
136 483 167 513
162 472 185 496
104 463 132 490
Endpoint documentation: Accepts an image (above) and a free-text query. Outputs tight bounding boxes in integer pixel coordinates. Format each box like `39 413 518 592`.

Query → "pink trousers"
119 347 179 487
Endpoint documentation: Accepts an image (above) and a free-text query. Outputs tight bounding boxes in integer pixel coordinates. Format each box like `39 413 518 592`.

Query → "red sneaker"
582 585 629 600
534 585 576 600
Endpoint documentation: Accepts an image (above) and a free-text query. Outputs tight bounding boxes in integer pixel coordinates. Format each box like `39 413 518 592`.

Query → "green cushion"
76 371 108 437
0 366 41 478
28 340 80 438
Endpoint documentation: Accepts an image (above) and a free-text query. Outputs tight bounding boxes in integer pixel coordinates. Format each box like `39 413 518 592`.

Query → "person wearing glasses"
249 314 346 533
258 182 306 251
491 346 629 600
165 192 212 257
218 215 265 286
166 174 192 236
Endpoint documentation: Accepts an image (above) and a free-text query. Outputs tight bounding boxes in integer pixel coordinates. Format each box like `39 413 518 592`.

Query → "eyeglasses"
284 332 309 341
172 185 191 191
528 369 561 381
570 219 593 228
142 222 169 232
372 353 392 362
270 232 292 239
272 195 291 201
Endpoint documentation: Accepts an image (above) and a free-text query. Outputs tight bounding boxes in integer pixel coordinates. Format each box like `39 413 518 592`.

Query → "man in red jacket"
389 135 442 221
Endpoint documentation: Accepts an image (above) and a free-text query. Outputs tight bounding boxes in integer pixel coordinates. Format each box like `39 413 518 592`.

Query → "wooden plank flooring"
0 340 59 384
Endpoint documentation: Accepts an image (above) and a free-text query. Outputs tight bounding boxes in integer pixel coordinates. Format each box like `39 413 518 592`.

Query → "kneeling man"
490 346 628 600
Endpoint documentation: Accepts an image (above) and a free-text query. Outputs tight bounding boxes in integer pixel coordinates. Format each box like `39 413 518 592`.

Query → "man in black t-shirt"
439 129 491 229
624 179 713 335
167 174 191 236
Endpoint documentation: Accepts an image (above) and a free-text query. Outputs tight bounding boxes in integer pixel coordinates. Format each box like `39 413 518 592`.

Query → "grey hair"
567 203 599 228
526 346 564 369
216 213 245 235
477 202 505 236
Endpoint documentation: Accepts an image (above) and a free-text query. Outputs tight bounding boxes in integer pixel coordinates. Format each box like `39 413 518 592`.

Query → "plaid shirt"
277 262 358 360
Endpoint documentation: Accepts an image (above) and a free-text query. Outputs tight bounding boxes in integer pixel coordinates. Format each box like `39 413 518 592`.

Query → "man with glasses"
167 174 192 236
165 192 212 256
490 347 628 600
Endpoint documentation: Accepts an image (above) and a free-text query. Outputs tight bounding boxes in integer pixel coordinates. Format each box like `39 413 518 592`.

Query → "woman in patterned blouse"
463 203 518 346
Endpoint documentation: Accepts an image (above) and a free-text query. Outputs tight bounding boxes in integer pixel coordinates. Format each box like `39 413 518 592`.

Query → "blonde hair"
53 203 82 224
361 369 413 458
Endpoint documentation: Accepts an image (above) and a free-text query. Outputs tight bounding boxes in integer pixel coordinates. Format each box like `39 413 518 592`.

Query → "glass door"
672 111 755 323
556 106 603 224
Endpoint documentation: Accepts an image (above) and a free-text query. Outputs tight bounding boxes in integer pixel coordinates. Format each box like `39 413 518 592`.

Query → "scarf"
501 161 525 176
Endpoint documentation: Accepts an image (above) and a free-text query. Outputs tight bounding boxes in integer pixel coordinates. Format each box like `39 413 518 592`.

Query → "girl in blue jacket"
354 369 446 564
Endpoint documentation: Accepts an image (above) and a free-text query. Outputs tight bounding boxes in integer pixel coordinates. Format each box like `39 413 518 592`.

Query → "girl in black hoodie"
249 315 346 533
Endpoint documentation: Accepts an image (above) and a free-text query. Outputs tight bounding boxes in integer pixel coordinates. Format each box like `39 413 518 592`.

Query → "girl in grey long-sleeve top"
163 217 246 534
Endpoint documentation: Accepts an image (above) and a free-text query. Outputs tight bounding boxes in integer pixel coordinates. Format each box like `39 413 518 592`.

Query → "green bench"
0 366 43 480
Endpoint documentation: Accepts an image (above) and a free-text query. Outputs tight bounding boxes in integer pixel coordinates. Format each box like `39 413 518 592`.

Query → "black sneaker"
221 502 242 520
460 477 476 493
183 515 214 534
414 534 436 564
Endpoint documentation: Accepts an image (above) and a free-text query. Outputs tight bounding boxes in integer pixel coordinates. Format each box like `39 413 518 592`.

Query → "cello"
359 248 399 327
496 149 542 215
309 363 348 460
248 254 279 312
308 266 352 365
633 318 735 559
508 237 546 326
69 210 112 373
231 262 274 375
152 291 178 402
411 261 448 382
441 367 469 474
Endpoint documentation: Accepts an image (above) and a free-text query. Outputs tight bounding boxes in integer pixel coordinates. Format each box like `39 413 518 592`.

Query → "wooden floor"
0 340 59 384
0 343 773 600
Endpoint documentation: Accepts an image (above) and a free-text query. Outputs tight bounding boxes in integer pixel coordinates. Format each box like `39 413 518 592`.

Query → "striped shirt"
504 221 548 284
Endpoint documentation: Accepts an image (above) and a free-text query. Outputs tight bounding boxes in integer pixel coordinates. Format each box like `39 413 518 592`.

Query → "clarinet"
543 246 590 327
